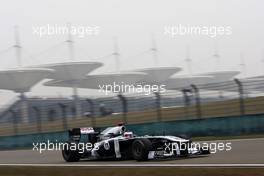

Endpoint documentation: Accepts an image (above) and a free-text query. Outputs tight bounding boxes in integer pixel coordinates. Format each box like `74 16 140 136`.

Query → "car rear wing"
68 127 99 143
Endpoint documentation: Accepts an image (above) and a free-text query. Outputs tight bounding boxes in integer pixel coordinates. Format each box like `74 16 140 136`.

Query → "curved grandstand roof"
0 68 54 93
164 71 240 90
30 61 103 80
43 67 182 90
197 71 240 82
165 76 214 90
133 67 182 83
43 71 147 90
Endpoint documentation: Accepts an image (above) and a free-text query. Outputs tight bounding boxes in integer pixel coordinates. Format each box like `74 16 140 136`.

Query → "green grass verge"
0 166 264 176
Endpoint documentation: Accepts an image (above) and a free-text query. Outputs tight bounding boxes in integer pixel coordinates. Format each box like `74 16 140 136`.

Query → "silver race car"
62 124 210 162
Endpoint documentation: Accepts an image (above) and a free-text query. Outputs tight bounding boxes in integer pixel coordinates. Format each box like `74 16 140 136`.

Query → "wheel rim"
134 142 143 155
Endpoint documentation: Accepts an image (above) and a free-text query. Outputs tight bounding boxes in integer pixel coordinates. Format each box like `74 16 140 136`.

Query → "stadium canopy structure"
164 71 240 90
43 66 182 90
0 68 54 123
133 67 182 84
43 72 148 92
0 68 54 93
30 61 103 80
29 61 104 117
43 66 185 96
197 71 240 83
164 75 214 90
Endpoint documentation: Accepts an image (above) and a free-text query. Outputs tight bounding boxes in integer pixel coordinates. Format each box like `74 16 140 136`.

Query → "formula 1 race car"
62 124 210 162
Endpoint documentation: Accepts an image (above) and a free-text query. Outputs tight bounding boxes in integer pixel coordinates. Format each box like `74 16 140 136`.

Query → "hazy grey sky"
0 0 264 104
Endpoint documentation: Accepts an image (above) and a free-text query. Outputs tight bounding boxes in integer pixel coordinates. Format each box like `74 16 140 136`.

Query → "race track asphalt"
0 138 263 165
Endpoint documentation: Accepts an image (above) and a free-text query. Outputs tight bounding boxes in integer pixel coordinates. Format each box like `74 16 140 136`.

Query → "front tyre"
132 139 152 161
62 142 80 162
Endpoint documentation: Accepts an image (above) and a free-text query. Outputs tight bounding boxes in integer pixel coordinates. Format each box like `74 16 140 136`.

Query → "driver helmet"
123 131 133 138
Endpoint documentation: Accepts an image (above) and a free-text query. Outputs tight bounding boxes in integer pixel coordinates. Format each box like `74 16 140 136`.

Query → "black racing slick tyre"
62 142 80 162
200 148 211 155
132 138 152 161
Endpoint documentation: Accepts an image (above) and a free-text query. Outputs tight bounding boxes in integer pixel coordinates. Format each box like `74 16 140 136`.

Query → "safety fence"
1 114 264 149
0 76 264 137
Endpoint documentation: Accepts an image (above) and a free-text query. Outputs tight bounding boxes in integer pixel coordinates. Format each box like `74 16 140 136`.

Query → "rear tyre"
200 148 210 155
62 142 80 162
132 138 152 161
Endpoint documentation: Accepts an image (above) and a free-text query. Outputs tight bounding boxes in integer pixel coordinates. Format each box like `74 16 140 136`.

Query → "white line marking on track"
0 164 264 167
